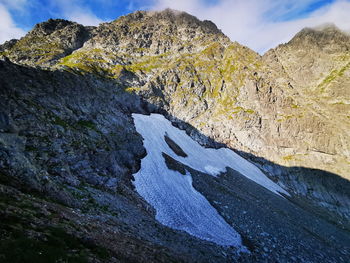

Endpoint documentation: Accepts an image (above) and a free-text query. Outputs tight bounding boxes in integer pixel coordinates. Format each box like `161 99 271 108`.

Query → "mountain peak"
0 18 92 66
113 9 223 36
311 23 342 32
289 23 350 50
30 18 83 36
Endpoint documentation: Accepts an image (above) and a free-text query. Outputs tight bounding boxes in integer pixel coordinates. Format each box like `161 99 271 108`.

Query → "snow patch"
204 165 223 176
132 113 288 247
134 113 288 196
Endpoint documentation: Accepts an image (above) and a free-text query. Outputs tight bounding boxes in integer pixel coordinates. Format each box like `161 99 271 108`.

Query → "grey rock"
0 9 349 263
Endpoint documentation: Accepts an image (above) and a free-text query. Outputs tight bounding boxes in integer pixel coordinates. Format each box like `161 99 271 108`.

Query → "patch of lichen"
110 65 124 77
8 36 65 64
76 120 97 130
318 62 350 91
200 42 224 58
125 52 171 73
35 51 64 64
336 53 350 62
171 85 201 107
60 39 261 122
213 98 237 120
59 53 107 75
62 61 105 75
124 41 261 121
58 48 120 76
52 116 69 128
213 99 255 120
280 111 305 122
282 155 294 161
331 101 346 105
277 114 294 122
0 51 9 57
282 154 307 163
59 48 173 77
125 86 142 93
188 44 255 119
197 43 259 102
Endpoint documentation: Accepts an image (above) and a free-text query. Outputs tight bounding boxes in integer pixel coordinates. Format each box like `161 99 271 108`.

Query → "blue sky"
9 0 141 31
1 0 350 53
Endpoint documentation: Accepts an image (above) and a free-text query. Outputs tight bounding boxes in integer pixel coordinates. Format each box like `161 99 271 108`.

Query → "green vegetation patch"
0 226 89 263
52 116 69 128
125 86 142 93
58 49 114 76
125 53 170 73
0 192 111 263
282 155 294 161
7 36 65 64
318 62 350 91
76 120 96 130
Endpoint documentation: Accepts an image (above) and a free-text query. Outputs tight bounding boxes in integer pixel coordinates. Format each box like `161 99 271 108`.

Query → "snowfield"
132 113 288 247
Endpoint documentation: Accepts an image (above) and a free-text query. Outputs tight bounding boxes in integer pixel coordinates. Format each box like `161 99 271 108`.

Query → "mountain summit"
0 10 349 263
291 23 350 49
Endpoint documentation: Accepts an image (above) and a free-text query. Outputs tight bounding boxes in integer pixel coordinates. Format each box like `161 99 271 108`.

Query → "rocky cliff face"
264 24 350 177
0 9 349 263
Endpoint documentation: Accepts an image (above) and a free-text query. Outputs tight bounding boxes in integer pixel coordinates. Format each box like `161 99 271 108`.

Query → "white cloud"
50 0 103 26
64 10 103 26
0 4 26 44
0 0 27 11
150 0 350 53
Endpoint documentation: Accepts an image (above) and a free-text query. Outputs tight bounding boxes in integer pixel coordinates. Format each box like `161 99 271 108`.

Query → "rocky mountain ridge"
3 10 348 180
0 9 349 262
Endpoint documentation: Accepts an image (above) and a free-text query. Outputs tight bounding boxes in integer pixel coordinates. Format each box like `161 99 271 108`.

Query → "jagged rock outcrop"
1 9 349 262
0 19 93 67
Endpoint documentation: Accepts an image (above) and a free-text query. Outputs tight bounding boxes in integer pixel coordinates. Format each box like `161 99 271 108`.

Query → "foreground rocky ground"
0 59 233 262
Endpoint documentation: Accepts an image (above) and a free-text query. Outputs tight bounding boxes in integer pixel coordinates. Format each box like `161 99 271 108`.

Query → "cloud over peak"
49 0 103 26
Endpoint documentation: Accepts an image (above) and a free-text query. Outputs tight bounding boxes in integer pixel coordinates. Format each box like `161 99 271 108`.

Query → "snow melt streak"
132 114 287 247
